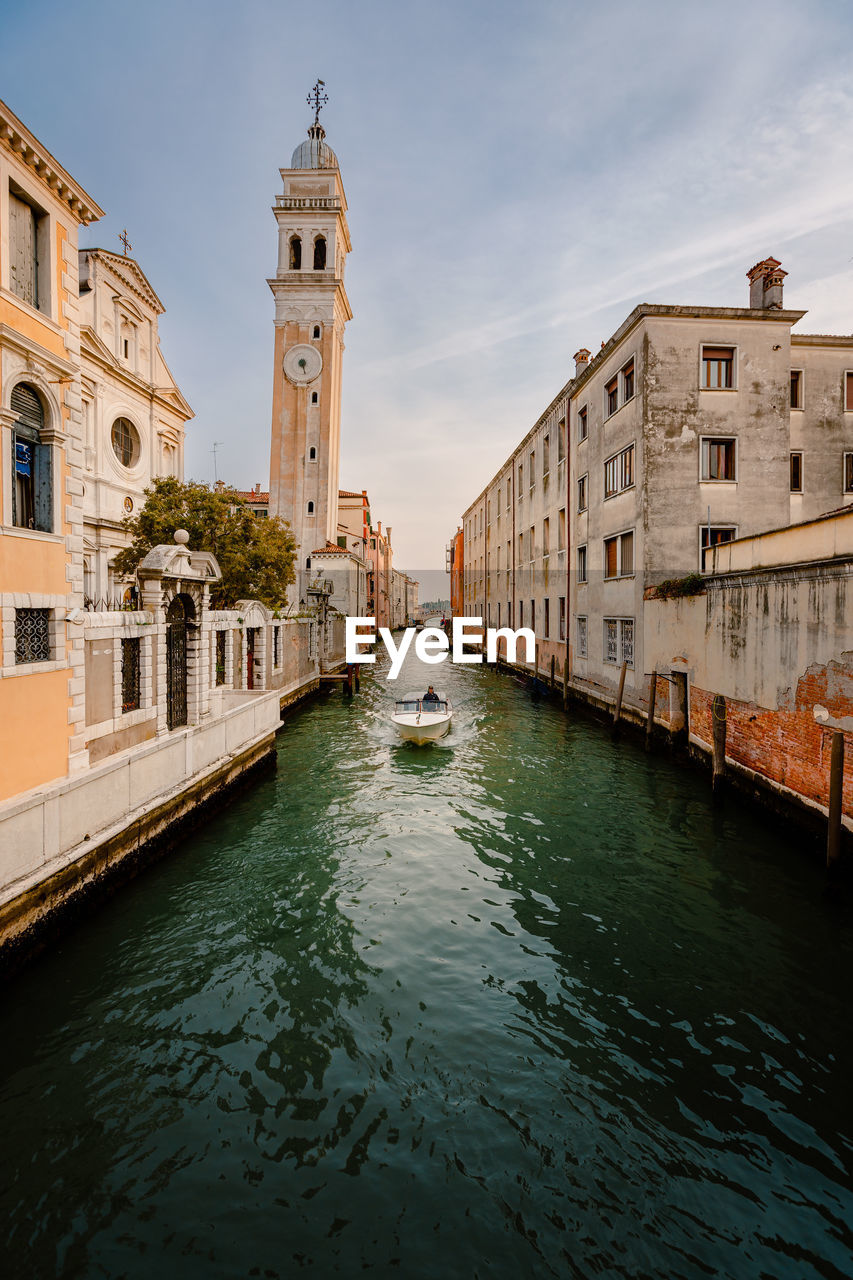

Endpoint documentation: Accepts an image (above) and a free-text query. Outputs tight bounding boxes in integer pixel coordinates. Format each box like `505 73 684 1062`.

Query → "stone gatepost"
137 531 223 735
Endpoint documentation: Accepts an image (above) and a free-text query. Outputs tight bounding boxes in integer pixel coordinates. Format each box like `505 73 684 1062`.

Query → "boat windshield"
395 695 448 714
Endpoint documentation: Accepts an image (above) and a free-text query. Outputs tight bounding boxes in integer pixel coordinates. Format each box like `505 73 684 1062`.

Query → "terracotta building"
0 97 103 800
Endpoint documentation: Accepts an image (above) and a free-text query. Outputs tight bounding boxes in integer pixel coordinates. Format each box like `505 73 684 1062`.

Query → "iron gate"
166 595 188 730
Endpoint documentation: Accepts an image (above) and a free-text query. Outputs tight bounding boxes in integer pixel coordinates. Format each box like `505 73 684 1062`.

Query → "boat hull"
391 712 452 743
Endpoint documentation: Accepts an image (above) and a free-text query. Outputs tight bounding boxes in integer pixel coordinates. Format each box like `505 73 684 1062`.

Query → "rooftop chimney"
574 348 591 376
747 257 786 310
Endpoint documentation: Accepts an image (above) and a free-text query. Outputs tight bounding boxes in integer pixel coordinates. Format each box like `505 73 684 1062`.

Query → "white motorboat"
391 690 453 743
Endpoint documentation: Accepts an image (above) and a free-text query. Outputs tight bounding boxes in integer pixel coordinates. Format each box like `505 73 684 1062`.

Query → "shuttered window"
846 372 853 412
11 383 52 532
9 192 39 309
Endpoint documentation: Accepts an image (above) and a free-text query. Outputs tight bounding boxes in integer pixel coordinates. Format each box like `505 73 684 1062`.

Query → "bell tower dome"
268 82 352 591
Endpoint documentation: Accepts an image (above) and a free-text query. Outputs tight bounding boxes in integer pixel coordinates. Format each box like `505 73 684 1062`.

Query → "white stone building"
78 248 192 606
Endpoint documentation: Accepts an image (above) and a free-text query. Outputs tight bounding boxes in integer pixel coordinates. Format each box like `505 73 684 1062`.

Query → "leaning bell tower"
268 81 352 586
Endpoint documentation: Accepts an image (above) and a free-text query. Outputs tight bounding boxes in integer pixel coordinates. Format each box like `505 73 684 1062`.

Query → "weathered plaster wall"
644 565 853 818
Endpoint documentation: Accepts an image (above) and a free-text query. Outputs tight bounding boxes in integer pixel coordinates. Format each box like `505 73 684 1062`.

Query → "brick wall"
690 663 853 819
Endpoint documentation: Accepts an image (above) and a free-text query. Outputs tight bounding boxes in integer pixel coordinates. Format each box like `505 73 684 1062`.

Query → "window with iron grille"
621 619 635 667
15 608 51 664
215 630 227 685
576 614 587 657
273 625 281 667
559 596 566 641
604 617 634 666
844 453 853 495
604 618 618 664
121 638 141 712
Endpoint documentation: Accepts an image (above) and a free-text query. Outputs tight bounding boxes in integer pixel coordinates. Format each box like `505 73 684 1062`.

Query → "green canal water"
1 651 852 1278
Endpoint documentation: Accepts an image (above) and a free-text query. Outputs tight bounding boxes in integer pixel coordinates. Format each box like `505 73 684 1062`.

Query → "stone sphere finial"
173 529 190 545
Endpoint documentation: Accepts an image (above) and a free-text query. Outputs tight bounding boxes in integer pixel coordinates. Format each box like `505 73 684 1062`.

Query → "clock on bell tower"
268 83 352 587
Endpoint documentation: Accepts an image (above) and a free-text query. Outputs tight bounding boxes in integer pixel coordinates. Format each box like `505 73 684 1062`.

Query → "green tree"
113 477 296 609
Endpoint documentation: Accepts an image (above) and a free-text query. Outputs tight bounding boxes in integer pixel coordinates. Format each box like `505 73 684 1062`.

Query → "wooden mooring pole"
611 661 627 740
550 654 555 690
645 672 657 752
826 731 844 878
563 658 569 711
712 694 727 803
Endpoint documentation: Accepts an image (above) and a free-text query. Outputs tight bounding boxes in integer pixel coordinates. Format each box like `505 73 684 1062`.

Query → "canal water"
1 651 852 1279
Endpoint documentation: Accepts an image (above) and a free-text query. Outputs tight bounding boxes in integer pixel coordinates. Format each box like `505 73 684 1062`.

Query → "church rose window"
111 417 139 467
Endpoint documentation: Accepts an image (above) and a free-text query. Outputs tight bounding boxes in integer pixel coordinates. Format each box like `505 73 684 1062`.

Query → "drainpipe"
511 460 516 629
566 397 571 679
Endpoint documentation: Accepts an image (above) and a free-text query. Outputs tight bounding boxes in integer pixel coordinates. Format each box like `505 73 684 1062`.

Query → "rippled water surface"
2 652 852 1278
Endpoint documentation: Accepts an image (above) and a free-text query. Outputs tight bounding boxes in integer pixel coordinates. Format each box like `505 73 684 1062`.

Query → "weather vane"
307 79 328 125
118 228 132 256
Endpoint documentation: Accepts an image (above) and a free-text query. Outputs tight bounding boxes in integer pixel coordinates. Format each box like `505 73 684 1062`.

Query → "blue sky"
3 0 853 572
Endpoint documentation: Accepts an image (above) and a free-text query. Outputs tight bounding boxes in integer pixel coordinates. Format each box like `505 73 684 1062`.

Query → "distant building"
232 484 270 517
448 526 463 617
79 247 192 606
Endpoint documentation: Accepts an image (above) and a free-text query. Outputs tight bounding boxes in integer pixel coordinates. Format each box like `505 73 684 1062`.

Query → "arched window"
11 382 51 531
305 556 311 570
307 500 314 513
289 236 302 270
312 325 321 339
313 237 326 270
309 446 316 459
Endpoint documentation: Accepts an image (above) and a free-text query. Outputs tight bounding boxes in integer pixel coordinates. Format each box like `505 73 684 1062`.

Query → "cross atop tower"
118 228 132 256
307 79 328 125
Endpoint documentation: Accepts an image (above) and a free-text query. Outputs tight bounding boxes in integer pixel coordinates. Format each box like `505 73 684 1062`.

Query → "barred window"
577 614 587 658
121 637 141 712
621 619 634 667
215 630 227 685
604 617 634 666
273 625 281 668
604 618 618 664
15 608 51 664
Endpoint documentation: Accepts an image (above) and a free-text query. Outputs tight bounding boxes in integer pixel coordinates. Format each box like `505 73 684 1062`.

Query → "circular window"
111 417 139 467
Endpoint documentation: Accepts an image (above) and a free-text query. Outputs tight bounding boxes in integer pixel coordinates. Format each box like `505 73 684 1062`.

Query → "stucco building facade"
458 258 853 707
0 96 103 801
